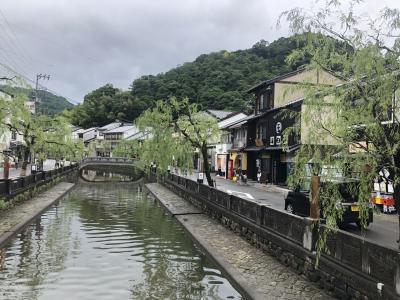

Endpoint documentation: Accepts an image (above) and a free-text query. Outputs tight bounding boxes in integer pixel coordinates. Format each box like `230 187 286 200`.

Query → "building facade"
228 68 341 185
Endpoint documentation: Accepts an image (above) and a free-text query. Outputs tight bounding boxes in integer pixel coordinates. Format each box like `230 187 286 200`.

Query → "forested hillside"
70 34 312 128
130 35 308 111
1 85 73 115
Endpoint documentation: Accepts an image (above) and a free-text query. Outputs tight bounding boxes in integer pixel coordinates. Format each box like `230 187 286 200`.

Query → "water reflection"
0 180 241 300
80 165 143 182
81 169 135 182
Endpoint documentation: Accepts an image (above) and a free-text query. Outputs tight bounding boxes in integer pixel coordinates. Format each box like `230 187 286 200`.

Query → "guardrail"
152 172 400 300
81 157 136 164
0 163 78 198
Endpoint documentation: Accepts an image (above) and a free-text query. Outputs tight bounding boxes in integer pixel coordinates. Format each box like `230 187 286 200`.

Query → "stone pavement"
0 182 75 246
146 183 334 300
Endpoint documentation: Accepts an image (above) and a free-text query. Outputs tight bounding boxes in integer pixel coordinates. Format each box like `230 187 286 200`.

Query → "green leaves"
281 0 400 255
136 97 219 178
69 85 148 128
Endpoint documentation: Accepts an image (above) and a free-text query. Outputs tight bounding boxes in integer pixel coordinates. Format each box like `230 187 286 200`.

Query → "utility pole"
35 73 50 115
31 73 50 173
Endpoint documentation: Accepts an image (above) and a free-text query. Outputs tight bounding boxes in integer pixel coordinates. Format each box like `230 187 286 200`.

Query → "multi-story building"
221 114 253 179
99 125 138 157
96 122 123 140
209 111 247 176
229 68 341 184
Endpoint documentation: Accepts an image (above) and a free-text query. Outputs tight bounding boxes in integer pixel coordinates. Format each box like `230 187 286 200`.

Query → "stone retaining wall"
154 172 400 300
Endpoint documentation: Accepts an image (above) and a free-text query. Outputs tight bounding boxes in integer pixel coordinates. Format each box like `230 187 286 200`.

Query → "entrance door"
272 160 277 184
276 162 287 184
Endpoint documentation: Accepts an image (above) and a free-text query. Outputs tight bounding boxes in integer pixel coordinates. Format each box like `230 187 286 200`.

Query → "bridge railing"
81 157 136 164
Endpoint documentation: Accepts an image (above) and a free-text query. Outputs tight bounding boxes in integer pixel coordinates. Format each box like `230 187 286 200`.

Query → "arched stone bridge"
79 157 143 181
79 157 139 170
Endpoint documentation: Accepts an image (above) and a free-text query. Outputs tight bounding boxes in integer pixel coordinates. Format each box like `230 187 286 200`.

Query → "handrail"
0 163 79 197
81 157 137 165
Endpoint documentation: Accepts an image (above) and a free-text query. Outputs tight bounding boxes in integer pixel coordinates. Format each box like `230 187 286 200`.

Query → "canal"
0 177 242 299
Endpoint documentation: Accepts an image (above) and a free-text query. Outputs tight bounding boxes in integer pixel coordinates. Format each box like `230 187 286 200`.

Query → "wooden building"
230 68 341 185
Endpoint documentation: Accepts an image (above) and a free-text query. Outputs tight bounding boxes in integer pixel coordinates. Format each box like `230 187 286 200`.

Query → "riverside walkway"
0 182 75 246
146 182 333 300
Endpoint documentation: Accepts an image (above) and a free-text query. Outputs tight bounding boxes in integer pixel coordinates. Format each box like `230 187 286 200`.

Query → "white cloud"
0 0 398 103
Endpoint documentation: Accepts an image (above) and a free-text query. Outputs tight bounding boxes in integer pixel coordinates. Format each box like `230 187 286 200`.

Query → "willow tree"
112 139 141 159
136 97 219 186
279 1 400 247
35 116 85 166
4 94 83 175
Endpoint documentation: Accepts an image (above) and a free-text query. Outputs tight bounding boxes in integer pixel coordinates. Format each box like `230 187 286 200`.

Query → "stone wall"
156 172 400 300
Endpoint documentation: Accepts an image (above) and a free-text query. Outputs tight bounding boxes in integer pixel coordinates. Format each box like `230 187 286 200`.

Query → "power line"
0 8 34 65
0 21 32 75
0 61 78 106
0 8 53 75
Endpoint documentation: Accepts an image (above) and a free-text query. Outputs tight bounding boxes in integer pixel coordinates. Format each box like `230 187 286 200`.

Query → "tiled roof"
207 109 235 120
105 125 136 134
246 68 306 93
98 122 122 131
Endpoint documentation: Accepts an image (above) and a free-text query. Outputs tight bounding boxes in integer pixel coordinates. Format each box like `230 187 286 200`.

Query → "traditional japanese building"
241 68 341 184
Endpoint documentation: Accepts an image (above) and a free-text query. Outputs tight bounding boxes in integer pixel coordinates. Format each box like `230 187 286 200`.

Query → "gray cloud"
0 0 398 103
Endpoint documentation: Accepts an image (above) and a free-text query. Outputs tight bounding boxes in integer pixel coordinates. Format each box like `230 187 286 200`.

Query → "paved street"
0 159 70 179
183 172 399 249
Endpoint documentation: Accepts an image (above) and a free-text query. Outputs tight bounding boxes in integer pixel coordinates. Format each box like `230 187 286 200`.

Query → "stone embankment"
0 182 75 246
146 182 333 300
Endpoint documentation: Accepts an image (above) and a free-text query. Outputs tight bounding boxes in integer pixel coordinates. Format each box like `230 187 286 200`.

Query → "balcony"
232 139 246 149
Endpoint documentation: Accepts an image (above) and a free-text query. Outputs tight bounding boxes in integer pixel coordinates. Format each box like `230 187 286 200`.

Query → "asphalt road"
185 173 399 249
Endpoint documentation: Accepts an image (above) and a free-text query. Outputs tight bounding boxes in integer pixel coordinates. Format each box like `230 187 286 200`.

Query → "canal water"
0 179 242 300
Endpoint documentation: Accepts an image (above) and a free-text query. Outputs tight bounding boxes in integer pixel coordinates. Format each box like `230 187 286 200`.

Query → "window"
256 124 264 139
266 87 274 109
262 123 267 140
259 94 264 111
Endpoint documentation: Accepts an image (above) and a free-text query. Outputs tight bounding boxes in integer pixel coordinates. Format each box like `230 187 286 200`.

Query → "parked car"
284 181 374 227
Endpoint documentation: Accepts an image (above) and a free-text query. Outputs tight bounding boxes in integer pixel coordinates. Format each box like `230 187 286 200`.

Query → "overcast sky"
0 0 398 103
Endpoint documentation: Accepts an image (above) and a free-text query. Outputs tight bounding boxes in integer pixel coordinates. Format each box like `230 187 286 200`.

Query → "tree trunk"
394 182 400 249
200 144 213 187
391 149 400 249
310 175 321 219
3 156 10 180
20 148 30 177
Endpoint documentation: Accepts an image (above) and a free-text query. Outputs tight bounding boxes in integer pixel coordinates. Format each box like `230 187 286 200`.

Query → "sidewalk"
147 182 332 300
176 171 399 249
182 171 290 196
0 159 68 179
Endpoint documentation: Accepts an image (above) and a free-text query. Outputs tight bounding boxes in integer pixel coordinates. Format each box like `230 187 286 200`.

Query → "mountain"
1 85 74 115
70 34 314 128
33 89 74 115
129 34 310 112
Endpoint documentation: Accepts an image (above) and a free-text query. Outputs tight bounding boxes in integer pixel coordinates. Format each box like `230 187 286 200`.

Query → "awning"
264 144 300 153
244 146 264 152
228 148 244 153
